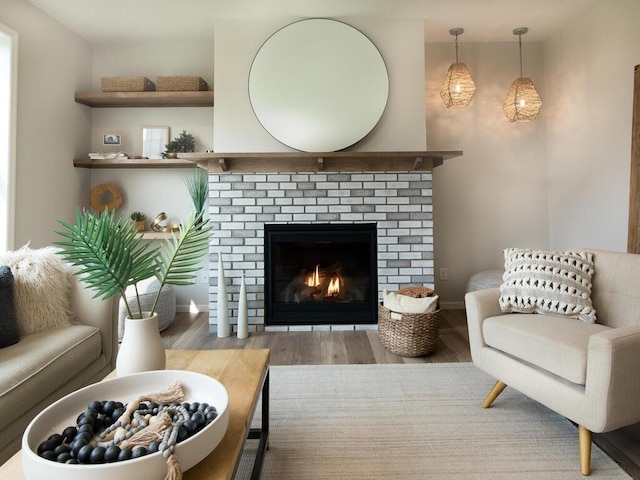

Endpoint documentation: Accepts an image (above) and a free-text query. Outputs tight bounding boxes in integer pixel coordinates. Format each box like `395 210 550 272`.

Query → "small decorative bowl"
22 370 229 480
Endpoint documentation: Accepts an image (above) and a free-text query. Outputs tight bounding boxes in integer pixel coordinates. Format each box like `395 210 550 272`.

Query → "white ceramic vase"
216 252 230 338
116 312 166 376
237 274 249 339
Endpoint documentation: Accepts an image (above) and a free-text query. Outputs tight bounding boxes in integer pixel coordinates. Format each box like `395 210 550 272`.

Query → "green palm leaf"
151 212 211 313
55 208 160 317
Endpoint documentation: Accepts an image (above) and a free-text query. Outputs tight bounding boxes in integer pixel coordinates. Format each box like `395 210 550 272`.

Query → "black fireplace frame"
264 223 378 326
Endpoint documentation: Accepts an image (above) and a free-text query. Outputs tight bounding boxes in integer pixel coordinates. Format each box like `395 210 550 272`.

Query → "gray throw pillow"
0 265 20 347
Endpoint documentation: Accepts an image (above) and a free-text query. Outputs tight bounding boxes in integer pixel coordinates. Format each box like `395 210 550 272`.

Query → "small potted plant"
130 211 146 232
162 130 196 159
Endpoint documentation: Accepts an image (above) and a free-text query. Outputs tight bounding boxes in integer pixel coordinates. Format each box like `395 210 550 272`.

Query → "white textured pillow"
0 246 72 335
383 289 439 314
499 248 597 323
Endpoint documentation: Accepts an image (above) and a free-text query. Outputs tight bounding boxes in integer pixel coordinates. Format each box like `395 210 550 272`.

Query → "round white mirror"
248 19 389 152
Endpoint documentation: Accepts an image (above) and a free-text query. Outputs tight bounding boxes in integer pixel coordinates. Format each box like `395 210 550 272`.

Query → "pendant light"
440 28 476 108
503 27 542 122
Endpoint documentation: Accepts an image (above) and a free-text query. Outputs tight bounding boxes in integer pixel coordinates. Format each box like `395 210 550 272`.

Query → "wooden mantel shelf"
178 151 462 173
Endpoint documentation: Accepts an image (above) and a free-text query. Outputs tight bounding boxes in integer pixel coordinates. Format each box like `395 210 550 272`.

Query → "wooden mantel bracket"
179 150 463 173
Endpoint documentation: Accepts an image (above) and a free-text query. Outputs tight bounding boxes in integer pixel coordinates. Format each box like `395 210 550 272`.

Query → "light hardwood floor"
161 310 640 479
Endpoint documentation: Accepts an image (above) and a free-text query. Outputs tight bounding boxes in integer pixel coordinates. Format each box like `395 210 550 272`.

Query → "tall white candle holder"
216 252 230 338
237 273 249 339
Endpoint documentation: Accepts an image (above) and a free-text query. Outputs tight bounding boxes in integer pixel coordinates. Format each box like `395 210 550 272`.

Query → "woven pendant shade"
503 27 542 123
502 77 543 122
440 63 476 108
440 28 476 109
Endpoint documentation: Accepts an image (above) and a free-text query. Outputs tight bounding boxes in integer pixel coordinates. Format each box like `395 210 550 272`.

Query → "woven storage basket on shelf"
101 76 155 92
377 303 441 357
157 76 208 91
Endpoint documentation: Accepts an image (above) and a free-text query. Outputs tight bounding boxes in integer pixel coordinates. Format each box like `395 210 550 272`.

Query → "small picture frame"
103 134 121 146
141 126 169 159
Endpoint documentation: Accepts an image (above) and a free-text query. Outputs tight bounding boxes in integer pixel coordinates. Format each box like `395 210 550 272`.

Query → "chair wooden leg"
579 425 592 476
482 380 507 408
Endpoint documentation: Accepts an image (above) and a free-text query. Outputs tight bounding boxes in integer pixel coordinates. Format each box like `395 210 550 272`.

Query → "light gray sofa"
0 270 118 463
465 248 640 475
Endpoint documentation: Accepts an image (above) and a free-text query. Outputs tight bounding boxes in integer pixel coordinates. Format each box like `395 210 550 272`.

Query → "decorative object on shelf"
248 18 389 152
89 151 128 160
440 28 476 109
237 273 249 339
117 312 166 375
183 167 209 216
141 125 169 160
130 211 146 232
103 133 121 146
216 252 230 338
503 27 543 123
101 76 156 92
157 76 208 91
55 208 211 376
150 212 181 233
89 183 123 212
162 130 196 159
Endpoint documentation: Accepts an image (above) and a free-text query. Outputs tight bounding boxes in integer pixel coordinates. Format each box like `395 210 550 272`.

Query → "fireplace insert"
264 223 378 326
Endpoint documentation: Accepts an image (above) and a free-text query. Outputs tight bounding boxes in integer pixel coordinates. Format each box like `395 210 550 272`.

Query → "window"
0 25 17 252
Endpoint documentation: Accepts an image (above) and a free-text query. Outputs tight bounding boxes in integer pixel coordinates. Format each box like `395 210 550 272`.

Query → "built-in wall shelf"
139 231 176 240
179 151 463 173
74 158 196 169
74 91 214 108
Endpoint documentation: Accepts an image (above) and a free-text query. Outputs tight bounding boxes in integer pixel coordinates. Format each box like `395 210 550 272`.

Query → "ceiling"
24 0 600 44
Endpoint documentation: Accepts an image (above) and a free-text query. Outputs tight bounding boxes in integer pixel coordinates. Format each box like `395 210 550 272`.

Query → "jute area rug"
237 363 629 479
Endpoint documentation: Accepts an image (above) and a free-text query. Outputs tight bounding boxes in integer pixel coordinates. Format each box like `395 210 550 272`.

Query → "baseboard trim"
176 304 208 313
440 301 465 310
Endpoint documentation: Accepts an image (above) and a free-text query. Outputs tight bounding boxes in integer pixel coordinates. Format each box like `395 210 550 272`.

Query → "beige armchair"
465 248 640 475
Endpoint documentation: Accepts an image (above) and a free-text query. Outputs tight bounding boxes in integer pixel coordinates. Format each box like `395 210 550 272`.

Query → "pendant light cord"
518 33 523 78
455 34 459 64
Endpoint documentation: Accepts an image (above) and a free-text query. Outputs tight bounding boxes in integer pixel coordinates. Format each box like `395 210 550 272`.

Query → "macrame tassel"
120 412 172 450
164 454 182 480
141 381 185 404
119 382 185 425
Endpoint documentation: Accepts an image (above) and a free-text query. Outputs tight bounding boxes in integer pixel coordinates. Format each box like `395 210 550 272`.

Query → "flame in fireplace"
327 276 340 296
307 265 321 287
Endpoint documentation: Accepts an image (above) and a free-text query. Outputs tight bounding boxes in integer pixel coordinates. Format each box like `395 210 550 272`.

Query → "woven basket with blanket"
378 286 441 357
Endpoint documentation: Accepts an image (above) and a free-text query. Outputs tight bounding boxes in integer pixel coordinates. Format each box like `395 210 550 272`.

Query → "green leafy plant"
55 208 210 319
130 211 146 221
162 130 196 158
183 168 208 215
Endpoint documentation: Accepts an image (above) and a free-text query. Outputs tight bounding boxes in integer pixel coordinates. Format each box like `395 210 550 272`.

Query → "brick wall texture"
208 171 434 332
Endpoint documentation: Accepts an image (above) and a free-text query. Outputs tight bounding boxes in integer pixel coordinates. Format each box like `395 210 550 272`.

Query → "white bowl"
22 370 229 480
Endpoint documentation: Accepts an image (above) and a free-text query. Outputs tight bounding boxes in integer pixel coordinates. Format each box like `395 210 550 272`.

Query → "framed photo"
141 126 169 159
103 134 121 146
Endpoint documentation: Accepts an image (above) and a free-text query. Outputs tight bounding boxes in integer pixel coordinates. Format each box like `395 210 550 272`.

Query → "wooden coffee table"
0 348 270 480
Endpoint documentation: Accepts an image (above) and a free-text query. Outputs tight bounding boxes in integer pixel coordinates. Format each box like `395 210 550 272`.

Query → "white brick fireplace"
208 170 434 332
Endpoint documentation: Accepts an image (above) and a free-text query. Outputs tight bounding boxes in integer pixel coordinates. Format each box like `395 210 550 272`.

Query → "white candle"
216 252 230 338
237 273 249 339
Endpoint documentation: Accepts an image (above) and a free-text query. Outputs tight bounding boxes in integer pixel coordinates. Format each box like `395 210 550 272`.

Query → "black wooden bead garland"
36 381 219 480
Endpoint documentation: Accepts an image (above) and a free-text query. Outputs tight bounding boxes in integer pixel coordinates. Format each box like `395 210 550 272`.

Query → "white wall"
426 41 548 305
213 18 426 152
545 1 640 252
87 40 216 310
0 0 91 248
